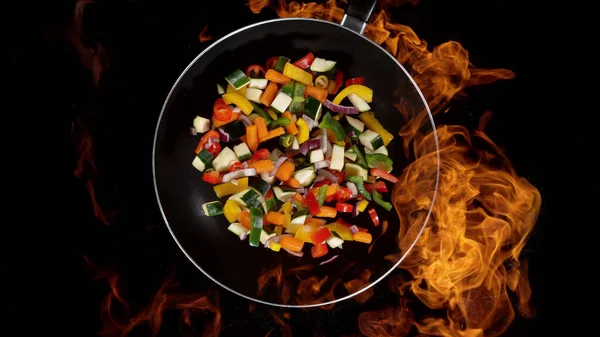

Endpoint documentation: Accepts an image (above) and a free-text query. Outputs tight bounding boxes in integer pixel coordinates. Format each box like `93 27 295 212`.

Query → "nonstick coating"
153 18 437 307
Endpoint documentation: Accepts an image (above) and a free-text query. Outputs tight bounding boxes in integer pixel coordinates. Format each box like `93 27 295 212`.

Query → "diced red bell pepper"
252 148 270 160
331 170 346 183
312 178 330 188
245 64 266 78
229 161 243 172
345 77 365 87
311 242 328 258
305 192 321 216
205 141 221 157
310 227 331 245
335 202 353 213
331 70 344 95
370 168 399 184
293 52 315 70
335 188 352 202
202 170 221 184
368 208 380 226
195 129 220 154
266 56 278 70
365 181 388 193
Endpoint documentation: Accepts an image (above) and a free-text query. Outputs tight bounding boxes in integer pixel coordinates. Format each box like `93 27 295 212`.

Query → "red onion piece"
222 168 257 183
242 161 249 169
313 160 329 170
239 114 251 126
299 136 322 156
349 225 359 234
295 187 306 194
302 114 317 130
323 99 359 115
317 169 338 183
190 127 197 136
218 128 230 142
270 156 288 177
319 255 339 265
346 181 358 196
352 200 360 217
283 248 304 257
292 114 298 122
239 232 248 240
347 130 357 138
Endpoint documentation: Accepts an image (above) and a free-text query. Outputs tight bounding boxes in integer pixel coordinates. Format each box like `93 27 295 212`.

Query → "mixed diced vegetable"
190 53 398 260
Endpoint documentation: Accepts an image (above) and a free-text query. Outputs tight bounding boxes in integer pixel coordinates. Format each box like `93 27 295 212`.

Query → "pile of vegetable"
190 52 398 261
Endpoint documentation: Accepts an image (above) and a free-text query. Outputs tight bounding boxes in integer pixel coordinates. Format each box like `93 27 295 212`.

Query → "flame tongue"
248 1 540 335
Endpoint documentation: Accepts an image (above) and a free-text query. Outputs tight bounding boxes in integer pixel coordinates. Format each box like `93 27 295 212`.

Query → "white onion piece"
302 114 317 130
222 168 257 183
190 127 197 136
321 128 328 152
231 106 241 113
314 160 329 170
325 139 333 158
317 169 338 183
319 255 339 266
346 181 358 196
292 114 298 122
263 234 289 248
270 156 288 177
239 232 248 240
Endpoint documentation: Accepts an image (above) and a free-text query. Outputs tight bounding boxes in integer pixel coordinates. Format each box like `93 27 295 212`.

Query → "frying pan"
153 0 439 307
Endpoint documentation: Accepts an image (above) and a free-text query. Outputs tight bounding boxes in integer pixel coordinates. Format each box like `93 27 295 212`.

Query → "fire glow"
71 0 540 336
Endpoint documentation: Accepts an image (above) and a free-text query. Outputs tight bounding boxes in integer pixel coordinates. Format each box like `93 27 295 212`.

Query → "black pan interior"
153 18 432 306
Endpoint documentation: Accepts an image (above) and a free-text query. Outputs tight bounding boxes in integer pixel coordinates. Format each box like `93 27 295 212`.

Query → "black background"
9 0 553 336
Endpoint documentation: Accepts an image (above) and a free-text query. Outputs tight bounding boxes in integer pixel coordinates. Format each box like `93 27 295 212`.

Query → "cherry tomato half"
246 64 266 78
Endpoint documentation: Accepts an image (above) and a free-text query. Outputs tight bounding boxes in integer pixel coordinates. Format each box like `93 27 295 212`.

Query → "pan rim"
152 17 440 308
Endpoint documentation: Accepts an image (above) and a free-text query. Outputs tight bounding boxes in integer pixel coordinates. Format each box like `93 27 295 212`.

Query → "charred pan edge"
152 17 440 309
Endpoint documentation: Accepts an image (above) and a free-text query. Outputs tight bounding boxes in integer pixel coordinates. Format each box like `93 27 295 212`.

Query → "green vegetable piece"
270 118 291 129
279 133 295 148
366 153 393 172
250 102 273 125
372 190 392 211
316 185 328 206
274 56 291 73
319 112 345 141
347 176 372 200
249 207 264 247
351 144 368 169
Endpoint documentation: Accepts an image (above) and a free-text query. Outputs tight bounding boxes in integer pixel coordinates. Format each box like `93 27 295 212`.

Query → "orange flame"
70 0 111 225
85 256 221 337
248 1 540 336
199 25 213 43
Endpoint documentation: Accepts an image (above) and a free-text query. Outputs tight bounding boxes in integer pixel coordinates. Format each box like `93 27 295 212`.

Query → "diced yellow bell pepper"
325 223 354 241
294 223 318 243
332 85 373 104
358 112 394 146
222 93 254 115
281 201 292 228
284 222 303 234
223 200 242 223
269 241 281 252
213 177 249 198
274 225 283 236
283 63 313 86
357 199 369 213
226 83 247 96
295 118 309 144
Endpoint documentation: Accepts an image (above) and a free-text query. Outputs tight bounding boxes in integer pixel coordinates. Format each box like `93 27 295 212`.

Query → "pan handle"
341 0 378 34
